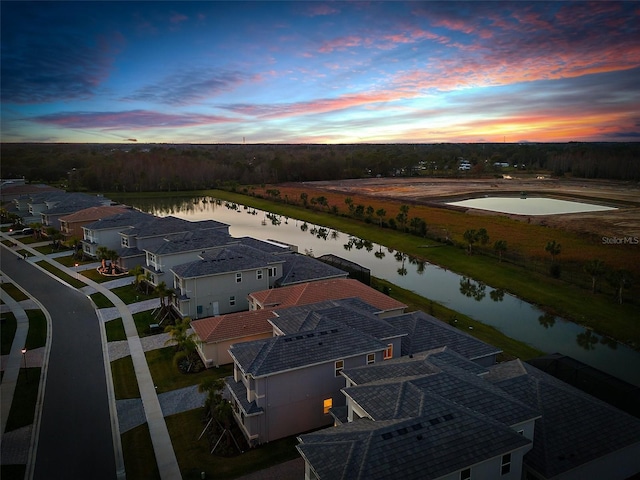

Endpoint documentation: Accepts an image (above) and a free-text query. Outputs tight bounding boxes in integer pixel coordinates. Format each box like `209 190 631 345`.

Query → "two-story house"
82 209 153 258
226 321 392 446
58 205 130 241
171 243 286 318
40 192 113 230
297 350 536 480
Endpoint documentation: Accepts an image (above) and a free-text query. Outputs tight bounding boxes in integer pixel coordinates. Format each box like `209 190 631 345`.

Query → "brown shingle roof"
58 205 129 223
191 309 276 344
249 278 406 313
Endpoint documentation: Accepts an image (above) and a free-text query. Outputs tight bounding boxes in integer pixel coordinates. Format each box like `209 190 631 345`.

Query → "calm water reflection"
118 195 640 386
446 196 616 215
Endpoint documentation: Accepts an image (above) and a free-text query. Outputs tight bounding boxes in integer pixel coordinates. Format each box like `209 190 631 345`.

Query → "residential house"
59 205 130 241
171 243 286 318
248 278 406 318
296 353 640 480
82 210 153 258
40 192 113 230
226 320 392 446
117 215 229 269
297 350 536 480
190 309 277 367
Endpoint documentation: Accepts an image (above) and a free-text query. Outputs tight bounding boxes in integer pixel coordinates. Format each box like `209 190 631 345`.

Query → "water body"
446 196 617 215
120 196 640 386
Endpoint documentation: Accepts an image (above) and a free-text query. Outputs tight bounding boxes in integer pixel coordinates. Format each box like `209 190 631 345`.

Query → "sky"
1 1 639 144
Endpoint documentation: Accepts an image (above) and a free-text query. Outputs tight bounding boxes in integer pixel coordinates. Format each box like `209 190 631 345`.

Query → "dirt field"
299 176 640 239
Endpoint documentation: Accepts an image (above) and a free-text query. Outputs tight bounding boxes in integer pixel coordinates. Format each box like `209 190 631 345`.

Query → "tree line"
2 142 639 190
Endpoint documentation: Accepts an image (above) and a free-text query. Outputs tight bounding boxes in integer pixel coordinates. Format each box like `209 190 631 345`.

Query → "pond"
446 196 617 215
117 195 640 386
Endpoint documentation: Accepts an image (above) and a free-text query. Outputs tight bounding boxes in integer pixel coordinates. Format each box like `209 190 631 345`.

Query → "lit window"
384 344 393 360
335 360 344 377
236 272 242 283
256 270 263 280
367 353 375 365
230 296 236 306
323 398 332 414
501 453 511 475
460 468 471 480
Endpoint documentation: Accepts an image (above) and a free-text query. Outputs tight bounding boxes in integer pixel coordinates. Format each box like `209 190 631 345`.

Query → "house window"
230 296 236 306
323 398 332 414
236 272 242 283
384 344 393 360
149 253 156 263
268 266 277 277
335 360 344 377
460 468 471 480
367 353 375 365
121 237 129 247
256 269 263 280
501 453 511 475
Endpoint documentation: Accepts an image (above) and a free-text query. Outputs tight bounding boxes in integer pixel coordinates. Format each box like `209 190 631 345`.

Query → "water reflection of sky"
124 196 640 386
446 197 616 215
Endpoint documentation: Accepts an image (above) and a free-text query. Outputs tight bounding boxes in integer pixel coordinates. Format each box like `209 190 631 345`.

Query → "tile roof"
190 310 276 343
171 244 283 278
58 205 130 223
490 360 640 479
276 253 348 286
297 407 530 480
229 325 387 378
386 310 501 360
271 298 405 341
249 278 407 312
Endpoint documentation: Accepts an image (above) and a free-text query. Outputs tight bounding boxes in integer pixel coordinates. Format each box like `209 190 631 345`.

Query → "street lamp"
75 263 79 279
21 347 28 382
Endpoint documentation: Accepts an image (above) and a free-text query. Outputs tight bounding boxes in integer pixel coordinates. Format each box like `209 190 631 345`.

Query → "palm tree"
375 208 386 227
155 281 169 308
584 259 605 293
545 240 561 263
165 317 198 371
463 229 477 255
494 239 507 262
606 269 633 305
129 265 144 290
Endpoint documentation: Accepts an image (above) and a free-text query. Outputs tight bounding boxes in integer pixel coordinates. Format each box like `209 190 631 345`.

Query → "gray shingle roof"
229 325 387 378
297 407 530 480
386 310 501 360
145 229 234 254
43 193 110 215
124 215 228 238
83 210 152 230
271 298 404 341
225 376 263 415
237 236 292 255
491 361 640 478
171 243 282 279
276 253 348 286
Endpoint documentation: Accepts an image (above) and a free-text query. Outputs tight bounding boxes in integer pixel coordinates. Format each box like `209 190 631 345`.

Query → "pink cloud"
318 35 365 53
170 12 188 24
305 3 339 17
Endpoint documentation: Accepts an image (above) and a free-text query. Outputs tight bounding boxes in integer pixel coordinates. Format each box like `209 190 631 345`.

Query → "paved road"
1 248 116 479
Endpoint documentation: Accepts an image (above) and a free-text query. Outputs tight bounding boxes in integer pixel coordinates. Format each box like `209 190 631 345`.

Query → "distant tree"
375 208 386 227
545 240 561 263
463 228 489 254
365 205 375 221
396 205 410 232
344 197 354 215
606 269 633 304
300 192 308 207
584 259 605 293
493 239 507 262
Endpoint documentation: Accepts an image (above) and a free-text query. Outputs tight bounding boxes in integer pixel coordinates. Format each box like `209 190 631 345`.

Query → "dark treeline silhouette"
2 142 639 191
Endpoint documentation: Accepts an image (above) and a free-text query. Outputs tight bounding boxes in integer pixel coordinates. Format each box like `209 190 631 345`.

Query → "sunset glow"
1 1 639 143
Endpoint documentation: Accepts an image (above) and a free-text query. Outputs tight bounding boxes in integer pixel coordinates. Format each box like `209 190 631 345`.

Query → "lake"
446 196 617 215
117 195 640 386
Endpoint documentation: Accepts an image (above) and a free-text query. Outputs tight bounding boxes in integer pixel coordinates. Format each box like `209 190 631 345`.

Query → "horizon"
2 1 639 144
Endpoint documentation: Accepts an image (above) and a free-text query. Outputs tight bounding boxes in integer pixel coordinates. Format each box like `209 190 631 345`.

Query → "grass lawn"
146 347 233 394
90 292 115 309
55 255 94 268
121 423 160 480
1 283 29 301
5 368 41 432
80 268 119 284
166 408 300 480
111 284 157 305
25 310 47 349
1 312 17 355
35 260 85 289
111 355 141 399
133 311 164 337
105 318 127 342
34 244 71 254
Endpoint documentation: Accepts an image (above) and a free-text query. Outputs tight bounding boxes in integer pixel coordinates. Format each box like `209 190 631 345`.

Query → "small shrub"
549 263 562 278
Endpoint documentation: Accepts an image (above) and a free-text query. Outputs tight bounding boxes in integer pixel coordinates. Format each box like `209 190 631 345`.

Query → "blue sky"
1 1 639 143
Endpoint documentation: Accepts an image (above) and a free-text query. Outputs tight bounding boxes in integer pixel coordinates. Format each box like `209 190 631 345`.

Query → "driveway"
0 248 116 479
